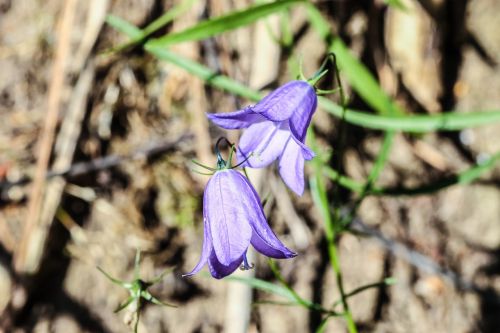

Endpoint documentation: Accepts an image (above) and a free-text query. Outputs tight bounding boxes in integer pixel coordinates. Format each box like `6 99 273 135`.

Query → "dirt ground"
0 0 499 332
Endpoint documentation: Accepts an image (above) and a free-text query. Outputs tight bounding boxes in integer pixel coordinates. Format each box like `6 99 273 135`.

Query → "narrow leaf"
109 0 197 53
320 97 500 132
384 0 408 11
106 15 143 39
323 151 500 196
144 47 500 133
147 0 303 48
145 45 262 101
329 38 402 116
227 276 301 304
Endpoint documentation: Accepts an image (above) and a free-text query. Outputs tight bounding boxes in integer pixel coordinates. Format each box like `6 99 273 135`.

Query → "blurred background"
0 0 499 332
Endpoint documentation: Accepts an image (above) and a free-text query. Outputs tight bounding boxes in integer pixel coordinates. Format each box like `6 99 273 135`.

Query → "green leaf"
108 0 197 53
306 4 401 117
145 45 262 101
142 0 197 37
147 0 303 48
329 38 402 116
144 47 500 133
384 277 397 285
384 0 408 11
227 276 301 304
106 15 143 39
305 3 330 40
320 97 500 132
324 151 500 196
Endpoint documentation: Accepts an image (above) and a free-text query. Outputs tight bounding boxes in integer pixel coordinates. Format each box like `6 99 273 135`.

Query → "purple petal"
204 170 253 266
206 107 265 129
251 232 296 259
291 135 315 160
253 81 315 122
208 251 243 279
236 121 290 168
183 217 212 277
230 174 296 258
288 87 317 142
278 137 308 196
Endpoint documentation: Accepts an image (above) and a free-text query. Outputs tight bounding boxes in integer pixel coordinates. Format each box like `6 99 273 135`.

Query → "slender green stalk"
324 150 500 196
310 130 358 333
333 278 396 308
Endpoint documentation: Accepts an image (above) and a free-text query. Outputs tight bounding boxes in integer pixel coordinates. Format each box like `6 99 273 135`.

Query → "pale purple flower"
207 80 317 195
184 169 296 279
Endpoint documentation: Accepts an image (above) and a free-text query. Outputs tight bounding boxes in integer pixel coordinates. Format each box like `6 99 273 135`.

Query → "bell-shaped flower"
184 168 296 279
207 80 317 196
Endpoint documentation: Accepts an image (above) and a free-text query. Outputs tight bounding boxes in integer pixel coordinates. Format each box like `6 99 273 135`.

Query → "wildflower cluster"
187 78 319 279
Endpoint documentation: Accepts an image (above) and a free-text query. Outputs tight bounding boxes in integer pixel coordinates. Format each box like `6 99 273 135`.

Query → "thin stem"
190 169 214 176
332 279 394 308
331 54 357 332
232 151 253 169
191 159 217 171
268 259 339 316
316 87 341 96
309 53 358 333
97 266 128 287
215 137 233 169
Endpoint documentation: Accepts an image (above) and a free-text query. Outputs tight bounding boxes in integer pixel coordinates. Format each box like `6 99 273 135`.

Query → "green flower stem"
309 130 358 333
268 260 339 315
332 278 396 308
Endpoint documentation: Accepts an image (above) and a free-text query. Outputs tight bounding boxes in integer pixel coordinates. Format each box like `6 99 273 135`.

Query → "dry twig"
15 0 78 273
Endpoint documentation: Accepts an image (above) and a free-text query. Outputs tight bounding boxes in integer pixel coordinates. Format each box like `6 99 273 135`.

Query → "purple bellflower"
185 139 296 279
207 80 318 196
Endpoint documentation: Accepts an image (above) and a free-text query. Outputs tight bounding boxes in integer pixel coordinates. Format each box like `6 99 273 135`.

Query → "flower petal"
208 250 243 279
253 81 314 122
236 121 290 168
278 138 308 196
206 107 265 129
183 216 212 277
228 173 297 258
251 232 296 259
288 87 317 142
290 135 315 160
204 170 253 266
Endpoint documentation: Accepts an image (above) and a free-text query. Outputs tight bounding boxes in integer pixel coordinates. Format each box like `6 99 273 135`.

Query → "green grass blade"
384 0 408 11
323 151 500 196
320 97 500 132
305 4 330 40
368 132 395 184
106 15 143 39
306 4 402 117
147 0 303 48
227 276 301 304
227 275 328 313
145 45 262 101
329 38 403 116
144 47 500 132
108 0 197 53
142 0 197 37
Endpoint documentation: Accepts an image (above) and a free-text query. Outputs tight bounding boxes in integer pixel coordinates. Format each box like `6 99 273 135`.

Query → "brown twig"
0 135 192 194
15 0 78 273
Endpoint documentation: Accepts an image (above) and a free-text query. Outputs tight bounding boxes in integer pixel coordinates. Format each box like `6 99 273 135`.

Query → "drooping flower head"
185 139 296 279
207 80 317 196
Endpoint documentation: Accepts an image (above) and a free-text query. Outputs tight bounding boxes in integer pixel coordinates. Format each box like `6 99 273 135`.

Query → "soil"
0 0 499 332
